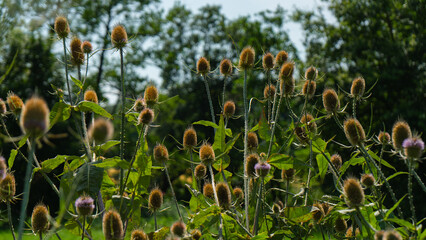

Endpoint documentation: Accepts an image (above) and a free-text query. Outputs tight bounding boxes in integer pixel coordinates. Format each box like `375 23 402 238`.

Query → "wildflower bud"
343 118 365 146
216 182 231 208
31 204 50 234
70 37 84 65
275 51 288 66
350 77 365 98
203 183 214 199
375 230 385 240
334 217 347 233
246 154 260 178
233 187 244 201
305 66 317 81
81 41 93 54
322 88 340 113
88 118 114 143
302 80 316 99
0 99 6 115
54 16 70 39
301 114 317 133
378 131 391 144
361 174 375 188
402 137 424 159
84 89 98 104
103 209 124 240
330 154 342 170
144 86 158 107
133 98 145 112
223 100 236 119
262 52 275 70
153 144 169 163
183 127 197 149
148 188 163 211
75 195 95 216
312 203 324 222
321 202 332 216
392 121 412 150
279 62 294 82
255 162 271 177
171 221 186 237
194 164 206 180
220 59 233 76
0 157 6 180
111 25 128 49
383 230 402 240
199 143 215 165
7 93 24 115
138 108 154 125
264 85 276 99
239 46 255 70
20 97 50 139
247 132 258 151
197 57 210 76
343 178 364 208
191 229 202 240
0 173 15 201
281 168 295 181
131 229 147 240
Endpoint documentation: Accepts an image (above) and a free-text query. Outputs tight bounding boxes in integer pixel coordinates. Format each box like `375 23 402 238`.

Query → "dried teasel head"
305 66 317 81
302 80 316 99
343 118 365 146
322 88 340 113
138 108 154 125
275 51 288 66
246 154 260 178
54 16 70 39
131 229 147 240
199 143 215 165
350 77 365 99
281 168 295 181
216 182 231 209
392 120 412 150
194 164 207 180
111 24 128 49
203 183 214 199
171 221 186 237
148 188 163 211
239 46 255 70
264 84 276 99
220 59 233 76
247 132 259 151
262 52 275 70
88 118 114 143
84 89 98 104
343 178 364 208
360 173 375 188
20 97 50 139
334 217 347 233
7 93 24 115
70 37 84 65
223 100 236 119
233 187 244 201
144 85 158 107
81 41 93 54
191 229 202 240
0 173 16 201
183 127 197 149
330 154 342 170
103 209 124 240
31 204 50 234
378 131 391 145
153 144 169 163
197 57 210 76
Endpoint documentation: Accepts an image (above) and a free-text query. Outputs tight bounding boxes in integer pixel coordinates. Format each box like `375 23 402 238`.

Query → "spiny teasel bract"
223 100 236 119
54 16 70 39
148 188 163 211
102 209 124 240
197 57 210 76
343 178 364 208
153 144 169 163
84 89 98 104
183 127 197 149
199 143 215 165
216 182 231 209
350 77 365 99
31 203 50 234
70 37 84 65
144 85 158 107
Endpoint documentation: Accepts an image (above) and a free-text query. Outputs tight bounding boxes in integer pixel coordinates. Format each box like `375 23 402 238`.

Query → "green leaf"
251 232 269 240
77 101 112 119
282 206 313 223
93 156 129 169
189 204 220 229
41 155 67 173
312 138 327 153
316 152 329 182
193 120 231 137
367 150 396 171
387 218 415 231
70 75 83 89
213 115 227 170
0 51 18 84
75 162 104 197
268 154 292 169
49 102 71 129
18 134 28 148
387 172 408 181
258 115 271 141
224 133 241 153
94 140 120 153
8 149 17 169
340 156 365 177
385 194 406 219
148 227 170 240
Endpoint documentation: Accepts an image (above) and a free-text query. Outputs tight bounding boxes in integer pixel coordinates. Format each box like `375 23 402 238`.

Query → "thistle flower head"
392 121 412 150
216 182 231 209
138 108 154 125
70 37 84 65
84 89 98 104
153 144 169 163
7 93 24 115
246 154 260 178
361 174 375 187
343 178 364 208
239 46 255 70
233 187 244 201
302 80 316 99
20 97 50 139
31 204 50 234
0 173 15 201
111 24 128 49
203 183 214 199
263 84 276 99
378 131 391 144
0 157 6 180
350 77 365 98
183 127 197 149
81 41 93 54
223 100 236 119
281 168 295 181
247 132 259 151
148 188 163 211
383 230 402 240
103 209 124 240
144 86 158 107
191 229 202 240
0 99 6 115
322 88 340 113
343 118 365 146
402 137 424 159
305 66 317 81
133 98 145 112
275 51 288 66
334 217 347 233
197 57 210 76
130 229 147 240
194 164 206 180
54 16 70 39
88 118 114 143
171 221 186 237
330 154 342 170
199 143 215 165
220 59 233 76
262 52 275 70
255 162 271 177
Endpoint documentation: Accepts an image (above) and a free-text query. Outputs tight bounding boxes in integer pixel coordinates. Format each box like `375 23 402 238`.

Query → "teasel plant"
220 58 233 109
197 57 215 125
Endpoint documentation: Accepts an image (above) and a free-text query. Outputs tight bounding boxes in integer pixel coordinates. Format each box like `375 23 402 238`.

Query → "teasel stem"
355 207 374 239
285 178 290 208
7 201 16 240
123 170 143 237
17 139 35 240
332 114 344 132
352 99 356 119
203 75 216 125
62 38 72 105
262 185 271 237
358 144 402 218
266 71 272 124
56 233 62 240
1 118 32 165
208 164 223 239
164 162 183 220
222 75 227 109
39 233 42 240
154 211 158 231
267 91 283 158
284 95 298 120
407 158 417 239
270 78 280 125
304 139 313 206
253 176 264 235
119 47 126 196
413 171 426 193
243 69 249 230
371 185 389 227
83 53 90 87
81 216 86 240
319 225 326 240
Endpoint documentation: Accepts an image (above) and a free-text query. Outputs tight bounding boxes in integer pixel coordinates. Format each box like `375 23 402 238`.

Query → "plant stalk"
164 162 183 220
81 216 86 240
304 139 313 206
408 158 417 239
243 69 249 230
253 177 264 235
203 75 216 125
7 201 16 240
63 38 72 105
154 211 158 231
119 47 125 196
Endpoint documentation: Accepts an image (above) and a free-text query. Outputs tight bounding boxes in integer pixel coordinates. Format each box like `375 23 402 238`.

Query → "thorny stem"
267 92 283 158
7 201 16 240
304 139 313 206
243 69 250 230
352 98 356 119
408 159 417 239
154 211 158 231
413 171 426 193
164 162 183 220
81 216 86 240
285 178 290 208
266 71 272 123
253 177 264 235
83 53 89 87
285 95 298 120
270 79 280 124
208 164 223 239
222 75 227 109
203 75 216 125
39 233 42 240
63 38 72 105
119 48 125 196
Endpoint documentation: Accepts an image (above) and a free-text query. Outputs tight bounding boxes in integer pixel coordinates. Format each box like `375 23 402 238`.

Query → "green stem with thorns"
243 69 249 230
119 47 125 198
164 162 183 220
7 201 16 240
203 75 216 125
63 38 72 105
408 159 417 239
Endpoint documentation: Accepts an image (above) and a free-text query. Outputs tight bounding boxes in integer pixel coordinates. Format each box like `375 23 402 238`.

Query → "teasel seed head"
246 154 260 178
0 99 6 115
54 16 70 39
239 46 255 70
131 229 147 240
321 202 332 216
220 59 233 76
0 173 15 201
312 203 324 222
7 93 24 115
133 98 145 112
281 168 295 181
199 143 215 165
383 230 402 240
194 164 207 180
302 80 316 99
138 108 154 125
378 131 391 144
343 118 365 146
148 188 163 211
375 230 385 240
343 178 364 208
191 229 202 240
111 24 128 49
70 37 84 65
183 127 197 150
103 209 124 240
403 137 424 159
88 118 114 143
305 66 317 81
197 57 210 76
84 89 98 104
345 226 360 237
216 182 231 209
247 132 259 151
330 154 342 170
81 41 93 54
223 100 236 119
392 120 412 150
31 204 50 234
153 144 169 163
144 86 158 107
171 221 186 237
0 157 6 180
280 76 295 96
233 187 244 201
301 113 317 133
203 183 214 199
334 217 347 233
75 195 95 216
350 77 365 98
20 97 50 139
262 52 275 70
279 62 294 82
275 51 288 66
255 162 271 177
322 88 340 113
263 84 276 99
361 174 375 187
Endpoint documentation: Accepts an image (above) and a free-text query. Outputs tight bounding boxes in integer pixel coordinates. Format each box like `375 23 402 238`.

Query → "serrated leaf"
367 150 396 171
49 102 71 129
8 149 17 169
93 156 129 169
41 155 67 173
77 101 112 119
193 120 232 137
268 154 292 169
75 162 104 197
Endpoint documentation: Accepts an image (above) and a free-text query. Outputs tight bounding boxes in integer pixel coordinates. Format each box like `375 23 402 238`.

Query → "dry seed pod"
111 25 128 49
343 118 365 146
233 187 244 201
148 188 163 211
275 51 288 66
322 88 340 113
199 143 215 165
281 168 295 181
153 144 169 163
262 52 275 70
144 86 158 107
216 182 231 209
131 229 147 240
194 164 207 180
330 154 342 170
31 204 50 234
171 221 186 237
350 77 365 98
239 46 255 69
84 89 98 104
334 217 347 233
0 157 6 180
312 203 324 222
247 132 259 151
321 202 332 216
133 98 145 112
54 16 70 39
361 174 375 188
203 183 214 199
7 93 24 115
197 57 210 75
191 229 202 240
220 59 233 76
183 127 197 149
88 118 114 143
70 37 84 65
305 66 317 81
0 99 6 115
81 41 93 54
343 178 364 208
279 62 294 81
138 108 154 125
392 121 412 150
246 154 260 178
223 100 236 119
383 230 402 240
280 76 295 96
20 97 50 139
103 209 124 240
378 131 391 144
375 230 385 240
300 113 317 133
302 80 316 99
0 173 15 201
263 84 276 99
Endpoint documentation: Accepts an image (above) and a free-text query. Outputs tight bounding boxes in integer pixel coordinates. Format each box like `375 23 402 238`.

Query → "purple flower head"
255 162 271 177
402 137 424 159
75 195 95 216
0 156 7 180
